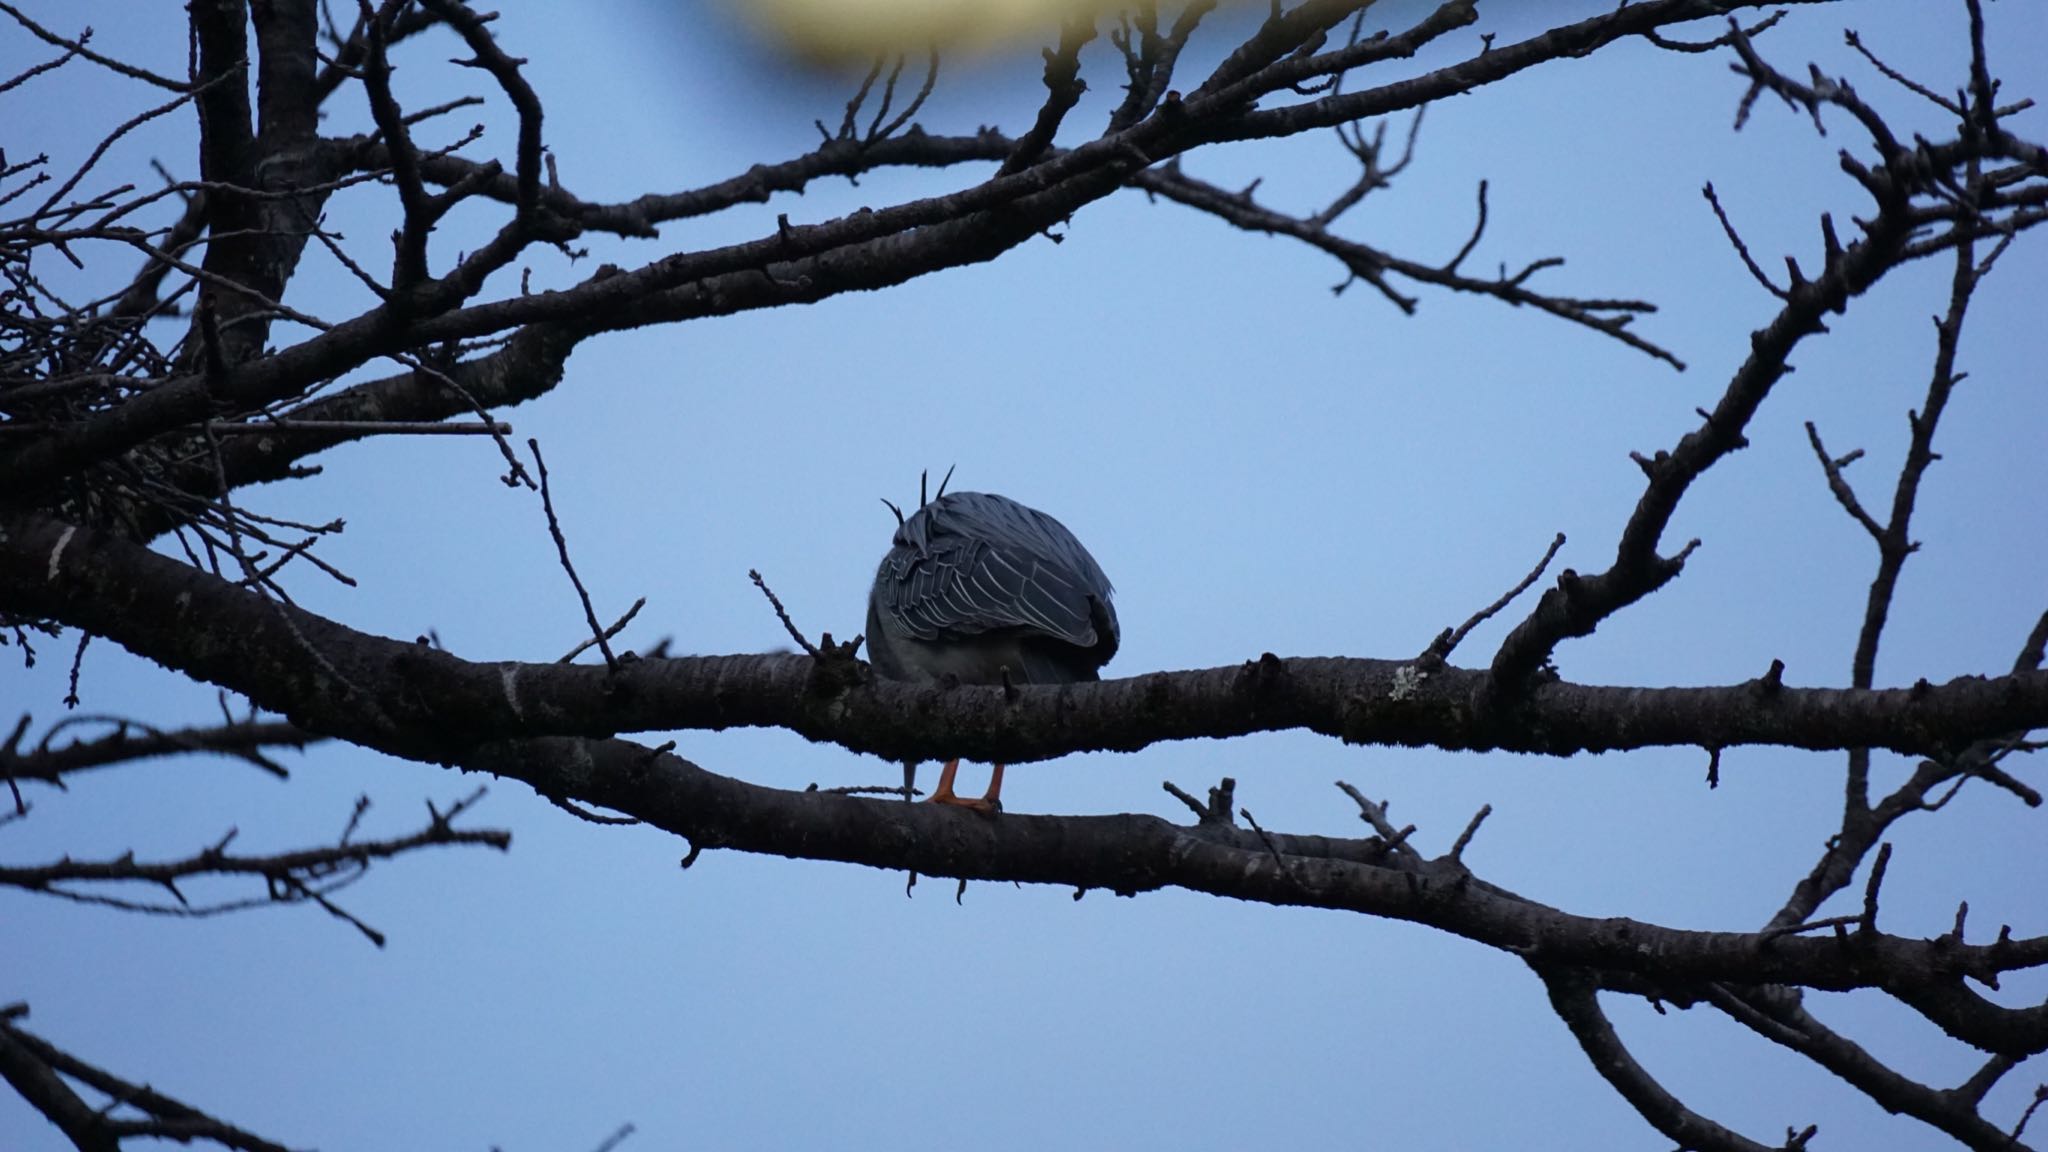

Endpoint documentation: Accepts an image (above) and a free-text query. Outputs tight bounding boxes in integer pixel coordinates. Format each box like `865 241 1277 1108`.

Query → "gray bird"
866 486 1120 810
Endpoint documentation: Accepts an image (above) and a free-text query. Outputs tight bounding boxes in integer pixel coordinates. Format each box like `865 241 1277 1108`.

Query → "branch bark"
5 510 2044 768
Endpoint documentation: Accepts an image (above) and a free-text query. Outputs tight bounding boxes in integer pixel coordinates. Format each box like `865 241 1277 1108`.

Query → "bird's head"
879 465 956 551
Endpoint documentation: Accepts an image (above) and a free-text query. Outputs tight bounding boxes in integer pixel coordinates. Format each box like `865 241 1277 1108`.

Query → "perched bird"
866 484 1120 811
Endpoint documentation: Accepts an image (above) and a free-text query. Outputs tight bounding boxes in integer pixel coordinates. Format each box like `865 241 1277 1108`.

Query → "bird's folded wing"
889 538 1102 646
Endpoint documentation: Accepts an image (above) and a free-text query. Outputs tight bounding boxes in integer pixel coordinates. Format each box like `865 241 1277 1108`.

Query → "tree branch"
0 0 1862 502
1542 970 1778 1152
0 713 318 790
0 787 509 945
0 1003 300 1152
445 734 2048 1050
6 510 2047 771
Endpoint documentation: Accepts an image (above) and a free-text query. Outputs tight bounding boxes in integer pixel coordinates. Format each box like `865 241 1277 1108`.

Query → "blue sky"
4 1 2047 1148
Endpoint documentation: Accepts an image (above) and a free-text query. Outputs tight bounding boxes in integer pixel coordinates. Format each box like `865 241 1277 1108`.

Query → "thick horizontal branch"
456 735 2048 1053
6 510 2044 770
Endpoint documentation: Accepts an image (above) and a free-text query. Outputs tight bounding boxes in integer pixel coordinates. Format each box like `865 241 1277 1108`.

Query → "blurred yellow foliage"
734 0 1129 62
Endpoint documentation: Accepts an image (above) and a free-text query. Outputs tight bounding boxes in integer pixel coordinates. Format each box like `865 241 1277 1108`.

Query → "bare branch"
0 3 189 91
529 439 618 674
1543 970 1777 1152
0 713 318 787
1424 533 1566 662
749 569 819 659
11 509 2048 769
0 1004 300 1152
1136 165 1681 366
1002 19 1098 176
0 788 509 942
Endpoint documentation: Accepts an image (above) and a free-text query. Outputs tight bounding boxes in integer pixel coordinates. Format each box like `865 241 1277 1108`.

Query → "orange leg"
928 759 963 804
928 759 1004 813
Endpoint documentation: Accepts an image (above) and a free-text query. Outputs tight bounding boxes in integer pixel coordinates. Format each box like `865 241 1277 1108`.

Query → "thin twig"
2013 1084 2048 1144
1335 780 1418 858
529 439 618 674
749 569 819 658
559 597 646 664
548 794 641 825
211 419 511 436
807 783 920 799
1859 841 1893 934
1703 181 1787 298
1448 804 1492 864
1163 780 1209 821
1426 533 1566 661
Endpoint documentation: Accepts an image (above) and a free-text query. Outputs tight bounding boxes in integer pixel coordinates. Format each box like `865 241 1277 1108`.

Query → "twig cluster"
0 786 508 946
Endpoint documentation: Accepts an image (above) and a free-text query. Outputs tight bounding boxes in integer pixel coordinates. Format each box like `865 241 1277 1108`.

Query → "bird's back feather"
869 491 1119 682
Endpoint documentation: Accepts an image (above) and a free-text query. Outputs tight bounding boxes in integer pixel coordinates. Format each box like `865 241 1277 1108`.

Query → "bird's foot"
926 760 1003 814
